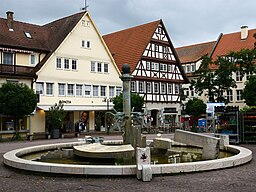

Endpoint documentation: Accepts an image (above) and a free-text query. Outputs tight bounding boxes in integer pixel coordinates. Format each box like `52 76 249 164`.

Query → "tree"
0 82 37 137
214 56 237 103
47 101 67 138
192 55 216 102
193 55 237 103
185 98 206 131
112 92 144 112
243 75 256 106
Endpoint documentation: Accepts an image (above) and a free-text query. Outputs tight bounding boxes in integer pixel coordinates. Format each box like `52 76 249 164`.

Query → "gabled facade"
0 11 122 138
177 26 256 110
176 41 216 103
104 20 188 127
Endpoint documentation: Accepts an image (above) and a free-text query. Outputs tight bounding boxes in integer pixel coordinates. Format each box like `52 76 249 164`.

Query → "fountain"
3 64 253 181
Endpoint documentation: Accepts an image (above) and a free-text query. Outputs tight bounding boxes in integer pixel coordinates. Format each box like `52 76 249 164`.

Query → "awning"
37 105 114 111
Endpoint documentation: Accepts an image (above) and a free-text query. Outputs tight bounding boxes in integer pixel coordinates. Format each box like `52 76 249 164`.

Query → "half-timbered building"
103 20 188 127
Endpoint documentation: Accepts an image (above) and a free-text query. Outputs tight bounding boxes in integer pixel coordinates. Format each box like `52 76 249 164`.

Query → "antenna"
81 0 89 11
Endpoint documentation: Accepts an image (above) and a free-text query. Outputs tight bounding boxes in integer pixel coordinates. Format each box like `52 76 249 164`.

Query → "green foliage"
192 55 216 102
243 75 256 106
48 101 66 129
214 56 237 103
185 98 206 117
193 48 256 103
0 82 37 126
113 92 144 112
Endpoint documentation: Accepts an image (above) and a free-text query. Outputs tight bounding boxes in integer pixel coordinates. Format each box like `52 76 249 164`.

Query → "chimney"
6 11 14 31
241 26 248 40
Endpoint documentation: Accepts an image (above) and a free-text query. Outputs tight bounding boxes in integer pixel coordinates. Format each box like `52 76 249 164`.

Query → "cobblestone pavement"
0 134 256 192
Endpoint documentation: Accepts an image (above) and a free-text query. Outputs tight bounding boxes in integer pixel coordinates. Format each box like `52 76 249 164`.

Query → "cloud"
1 0 256 47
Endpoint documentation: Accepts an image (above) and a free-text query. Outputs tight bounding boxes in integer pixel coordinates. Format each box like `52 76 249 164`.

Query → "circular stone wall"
3 142 252 176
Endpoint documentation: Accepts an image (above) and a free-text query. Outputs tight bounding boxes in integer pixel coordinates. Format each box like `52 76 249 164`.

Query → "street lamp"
103 97 113 134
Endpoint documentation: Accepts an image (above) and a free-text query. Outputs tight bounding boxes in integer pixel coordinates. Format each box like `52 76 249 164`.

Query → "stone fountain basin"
73 143 135 158
3 141 252 176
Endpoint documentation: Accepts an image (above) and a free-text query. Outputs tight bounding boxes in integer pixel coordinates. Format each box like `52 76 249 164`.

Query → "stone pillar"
136 147 152 181
120 64 134 145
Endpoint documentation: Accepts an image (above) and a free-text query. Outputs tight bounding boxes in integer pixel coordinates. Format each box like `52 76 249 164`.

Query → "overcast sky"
1 0 256 47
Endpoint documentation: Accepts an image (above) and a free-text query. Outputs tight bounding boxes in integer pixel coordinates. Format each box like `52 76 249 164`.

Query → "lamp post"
103 97 112 134
120 64 134 145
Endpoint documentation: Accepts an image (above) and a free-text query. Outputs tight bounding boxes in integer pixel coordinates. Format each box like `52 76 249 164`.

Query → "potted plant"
48 101 66 139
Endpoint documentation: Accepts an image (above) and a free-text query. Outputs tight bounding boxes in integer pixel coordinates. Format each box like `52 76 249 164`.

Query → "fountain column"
120 64 134 145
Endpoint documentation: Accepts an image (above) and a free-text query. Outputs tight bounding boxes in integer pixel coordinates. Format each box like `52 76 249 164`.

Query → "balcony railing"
0 64 35 77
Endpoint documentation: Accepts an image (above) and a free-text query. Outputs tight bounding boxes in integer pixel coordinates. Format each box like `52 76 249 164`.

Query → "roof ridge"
43 11 86 27
176 40 216 49
104 19 160 36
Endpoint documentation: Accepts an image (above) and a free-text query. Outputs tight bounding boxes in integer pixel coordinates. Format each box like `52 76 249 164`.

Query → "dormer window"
24 32 32 38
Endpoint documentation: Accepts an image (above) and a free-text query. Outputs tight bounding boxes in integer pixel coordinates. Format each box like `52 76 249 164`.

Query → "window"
87 41 91 48
93 85 99 97
160 64 167 71
81 20 90 27
58 83 65 96
152 62 159 71
67 84 74 96
64 59 69 69
131 81 136 92
97 62 102 72
183 66 186 73
168 65 173 72
91 61 96 72
82 40 91 48
139 81 144 93
236 90 243 101
168 84 172 94
146 61 151 70
154 83 159 93
56 58 62 69
36 82 44 95
100 86 106 97
227 89 233 102
146 82 152 93
46 83 54 95
116 87 122 96
109 86 115 97
30 54 36 65
236 71 242 81
186 90 189 96
3 52 14 65
186 65 191 73
85 85 91 96
161 83 166 94
155 44 159 51
246 72 253 80
76 84 83 96
175 84 180 94
72 60 77 70
191 90 194 97
104 63 109 73
24 32 32 38
191 64 195 72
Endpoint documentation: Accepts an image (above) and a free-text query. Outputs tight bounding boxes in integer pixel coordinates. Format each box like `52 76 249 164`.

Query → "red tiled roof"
103 20 161 73
211 28 256 61
176 41 216 64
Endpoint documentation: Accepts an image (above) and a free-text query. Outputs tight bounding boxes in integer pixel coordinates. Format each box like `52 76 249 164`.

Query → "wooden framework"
132 23 184 103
